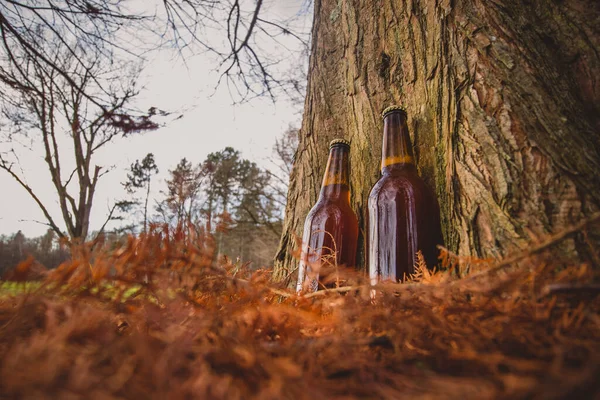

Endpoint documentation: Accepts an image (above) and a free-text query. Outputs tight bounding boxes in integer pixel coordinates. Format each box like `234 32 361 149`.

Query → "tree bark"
274 0 600 282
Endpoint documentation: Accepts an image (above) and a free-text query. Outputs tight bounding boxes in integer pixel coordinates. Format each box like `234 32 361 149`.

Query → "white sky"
0 0 311 238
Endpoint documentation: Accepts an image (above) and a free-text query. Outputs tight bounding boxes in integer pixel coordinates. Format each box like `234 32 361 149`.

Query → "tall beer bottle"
368 106 444 284
297 139 359 292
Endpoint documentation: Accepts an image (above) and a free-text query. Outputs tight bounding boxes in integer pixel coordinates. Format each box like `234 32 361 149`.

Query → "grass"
0 281 41 297
0 280 168 302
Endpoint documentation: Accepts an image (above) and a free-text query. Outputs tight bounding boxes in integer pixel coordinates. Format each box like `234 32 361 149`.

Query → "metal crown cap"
329 138 351 149
382 105 407 118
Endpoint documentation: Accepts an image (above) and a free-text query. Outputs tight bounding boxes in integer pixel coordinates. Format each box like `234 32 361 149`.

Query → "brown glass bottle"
368 106 444 284
296 139 359 292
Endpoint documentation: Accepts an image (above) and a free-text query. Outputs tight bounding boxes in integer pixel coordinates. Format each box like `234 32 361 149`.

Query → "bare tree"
0 45 158 242
273 125 299 177
0 1 142 105
0 0 310 105
266 125 299 219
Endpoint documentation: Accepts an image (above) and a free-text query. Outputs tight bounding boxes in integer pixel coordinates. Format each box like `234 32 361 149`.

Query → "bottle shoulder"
368 170 430 201
305 199 357 224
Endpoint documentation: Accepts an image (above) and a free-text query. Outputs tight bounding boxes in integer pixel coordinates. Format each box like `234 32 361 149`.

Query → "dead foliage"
0 220 599 400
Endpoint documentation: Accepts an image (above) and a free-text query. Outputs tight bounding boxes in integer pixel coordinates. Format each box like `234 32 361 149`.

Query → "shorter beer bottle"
297 139 359 292
368 106 444 284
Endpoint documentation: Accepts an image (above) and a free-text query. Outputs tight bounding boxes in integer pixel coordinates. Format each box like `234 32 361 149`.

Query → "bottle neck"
381 111 415 173
320 144 351 201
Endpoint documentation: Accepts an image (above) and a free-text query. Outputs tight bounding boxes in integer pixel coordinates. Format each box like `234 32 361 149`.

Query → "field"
0 226 598 400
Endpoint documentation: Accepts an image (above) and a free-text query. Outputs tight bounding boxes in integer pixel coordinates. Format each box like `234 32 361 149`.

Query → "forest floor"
0 226 598 400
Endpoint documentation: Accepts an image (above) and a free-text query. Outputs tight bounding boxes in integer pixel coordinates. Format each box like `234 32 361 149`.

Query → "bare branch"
0 158 65 238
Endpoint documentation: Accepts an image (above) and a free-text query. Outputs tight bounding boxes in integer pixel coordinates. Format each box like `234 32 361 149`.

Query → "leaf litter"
0 220 599 400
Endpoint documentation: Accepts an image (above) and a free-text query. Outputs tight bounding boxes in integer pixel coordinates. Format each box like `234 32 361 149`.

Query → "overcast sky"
0 0 311 238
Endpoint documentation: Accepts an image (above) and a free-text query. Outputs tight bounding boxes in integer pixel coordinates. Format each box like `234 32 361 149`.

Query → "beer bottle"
297 139 359 292
368 106 444 284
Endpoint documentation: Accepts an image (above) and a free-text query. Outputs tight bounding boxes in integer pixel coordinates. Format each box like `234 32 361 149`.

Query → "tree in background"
11 230 25 259
123 153 159 234
229 159 283 267
236 160 280 228
0 230 69 276
199 147 279 262
202 147 244 256
156 158 204 231
150 143 293 268
204 147 243 215
39 229 55 255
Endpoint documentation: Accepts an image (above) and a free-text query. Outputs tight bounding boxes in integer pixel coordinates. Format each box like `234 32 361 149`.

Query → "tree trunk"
274 0 600 282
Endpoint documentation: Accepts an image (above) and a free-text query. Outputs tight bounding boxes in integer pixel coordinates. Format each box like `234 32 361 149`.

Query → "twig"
302 285 367 298
266 287 294 298
300 281 427 299
540 283 600 297
279 265 299 286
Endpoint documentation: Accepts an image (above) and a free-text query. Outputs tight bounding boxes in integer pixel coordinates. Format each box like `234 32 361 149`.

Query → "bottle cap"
382 105 407 118
329 138 351 149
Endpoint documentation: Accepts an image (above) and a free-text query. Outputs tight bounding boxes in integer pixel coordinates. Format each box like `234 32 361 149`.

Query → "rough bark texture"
274 0 600 281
